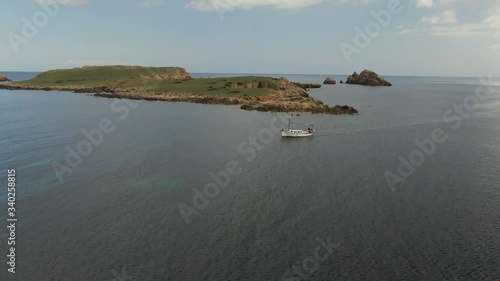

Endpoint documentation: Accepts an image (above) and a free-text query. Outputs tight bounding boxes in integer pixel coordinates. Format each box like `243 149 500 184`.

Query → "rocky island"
324 77 336 85
0 65 358 115
0 74 11 82
346 70 392 86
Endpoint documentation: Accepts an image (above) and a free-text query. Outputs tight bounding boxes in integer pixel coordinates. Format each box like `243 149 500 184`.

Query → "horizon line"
0 70 493 79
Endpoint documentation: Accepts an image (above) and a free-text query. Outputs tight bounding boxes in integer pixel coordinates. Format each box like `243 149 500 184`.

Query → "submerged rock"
240 105 255 111
340 80 344 84
346 70 392 86
293 82 322 89
323 77 336 85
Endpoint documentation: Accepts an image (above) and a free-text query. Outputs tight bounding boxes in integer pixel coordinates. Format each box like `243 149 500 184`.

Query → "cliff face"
0 74 11 82
346 70 392 86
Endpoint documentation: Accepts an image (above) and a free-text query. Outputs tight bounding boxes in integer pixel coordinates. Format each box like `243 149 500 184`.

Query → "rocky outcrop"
0 74 11 82
340 80 344 84
323 77 336 85
346 70 392 86
293 82 322 89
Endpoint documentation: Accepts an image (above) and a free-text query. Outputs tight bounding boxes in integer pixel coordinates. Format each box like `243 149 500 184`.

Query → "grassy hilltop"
16 65 276 97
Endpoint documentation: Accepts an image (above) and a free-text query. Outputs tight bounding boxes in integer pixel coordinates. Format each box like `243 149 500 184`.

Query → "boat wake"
314 120 449 137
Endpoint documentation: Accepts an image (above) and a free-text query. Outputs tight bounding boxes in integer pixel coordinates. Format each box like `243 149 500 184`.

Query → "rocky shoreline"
293 82 322 89
0 74 12 82
0 83 113 93
0 77 358 115
240 103 358 114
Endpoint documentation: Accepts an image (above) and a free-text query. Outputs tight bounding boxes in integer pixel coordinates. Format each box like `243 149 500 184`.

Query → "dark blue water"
1 72 500 281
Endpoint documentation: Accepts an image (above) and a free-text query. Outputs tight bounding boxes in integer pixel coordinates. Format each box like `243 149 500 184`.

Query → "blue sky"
1 0 499 76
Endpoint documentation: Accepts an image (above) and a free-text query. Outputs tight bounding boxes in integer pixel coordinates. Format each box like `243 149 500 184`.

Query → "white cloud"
138 0 165 7
489 44 500 51
421 15 440 24
440 10 458 23
421 10 457 24
416 0 434 8
32 0 375 10
35 0 88 5
186 0 375 11
186 0 324 11
399 28 424 35
429 23 489 37
411 0 500 37
484 14 500 36
402 22 493 37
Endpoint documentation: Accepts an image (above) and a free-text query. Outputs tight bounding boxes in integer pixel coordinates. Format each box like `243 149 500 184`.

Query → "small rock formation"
323 77 336 85
340 80 344 84
327 105 358 115
0 74 11 82
293 82 322 89
240 105 254 111
346 70 392 86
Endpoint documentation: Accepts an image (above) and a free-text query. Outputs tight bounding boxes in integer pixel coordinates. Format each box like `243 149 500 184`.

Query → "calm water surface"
0 72 499 281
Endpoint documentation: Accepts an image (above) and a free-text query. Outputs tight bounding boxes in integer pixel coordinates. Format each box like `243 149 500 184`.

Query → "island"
346 69 392 86
324 77 336 85
0 74 11 82
0 65 358 115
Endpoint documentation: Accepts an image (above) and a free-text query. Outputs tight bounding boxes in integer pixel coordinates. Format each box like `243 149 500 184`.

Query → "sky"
1 0 499 76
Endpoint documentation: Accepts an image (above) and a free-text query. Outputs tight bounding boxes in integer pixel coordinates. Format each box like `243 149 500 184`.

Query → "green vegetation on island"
0 65 358 115
16 65 276 97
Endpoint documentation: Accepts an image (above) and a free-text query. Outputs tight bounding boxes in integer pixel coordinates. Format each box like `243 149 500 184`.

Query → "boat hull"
281 130 314 138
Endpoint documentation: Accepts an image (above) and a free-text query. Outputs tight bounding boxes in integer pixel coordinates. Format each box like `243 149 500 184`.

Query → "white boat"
281 117 315 138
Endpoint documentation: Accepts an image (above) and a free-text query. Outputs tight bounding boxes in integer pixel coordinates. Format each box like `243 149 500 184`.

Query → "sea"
0 72 499 281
